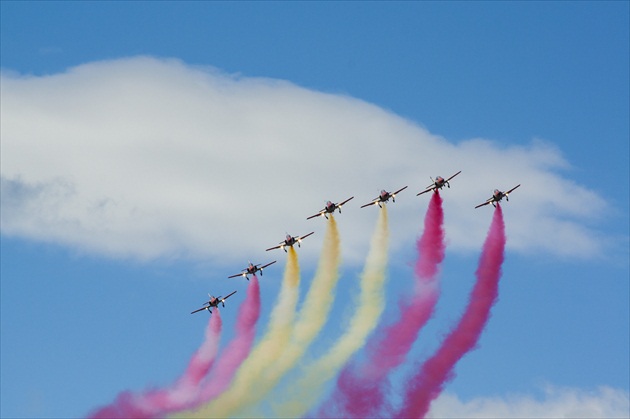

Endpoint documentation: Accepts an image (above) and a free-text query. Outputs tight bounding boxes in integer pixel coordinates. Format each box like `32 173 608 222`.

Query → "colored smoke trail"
238 215 342 416
323 192 445 418
88 310 222 419
195 275 261 403
396 204 505 418
274 206 390 418
183 247 301 418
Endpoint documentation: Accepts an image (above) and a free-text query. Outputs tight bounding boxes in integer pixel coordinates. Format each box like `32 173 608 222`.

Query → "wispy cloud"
428 386 630 418
0 56 615 264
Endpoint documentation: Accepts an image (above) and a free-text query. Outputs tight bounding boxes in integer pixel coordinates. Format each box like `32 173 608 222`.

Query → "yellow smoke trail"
273 206 390 418
181 247 300 418
237 215 342 416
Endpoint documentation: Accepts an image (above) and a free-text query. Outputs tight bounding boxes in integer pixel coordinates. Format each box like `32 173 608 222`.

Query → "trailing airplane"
475 184 521 208
191 291 237 314
265 232 315 252
307 197 354 220
417 171 462 196
361 186 408 208
228 261 277 280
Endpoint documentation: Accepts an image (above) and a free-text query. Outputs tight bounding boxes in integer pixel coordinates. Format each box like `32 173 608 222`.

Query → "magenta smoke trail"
88 310 223 419
320 192 445 418
396 204 506 419
195 275 261 403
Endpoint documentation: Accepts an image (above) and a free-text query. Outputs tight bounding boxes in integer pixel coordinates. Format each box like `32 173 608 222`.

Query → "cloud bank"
0 56 610 264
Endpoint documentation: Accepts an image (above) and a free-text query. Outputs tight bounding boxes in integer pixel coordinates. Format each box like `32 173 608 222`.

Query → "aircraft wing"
228 272 245 279
338 196 354 207
306 210 325 220
298 232 315 241
506 184 521 195
223 290 237 300
266 243 284 251
360 198 379 208
475 199 493 209
261 260 277 269
392 186 408 196
416 187 433 196
446 170 462 182
191 306 208 314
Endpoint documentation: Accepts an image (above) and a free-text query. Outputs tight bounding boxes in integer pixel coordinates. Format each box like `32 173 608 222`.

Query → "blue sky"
1 2 628 418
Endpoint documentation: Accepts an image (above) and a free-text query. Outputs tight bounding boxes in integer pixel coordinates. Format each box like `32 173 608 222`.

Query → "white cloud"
428 386 630 418
0 56 613 265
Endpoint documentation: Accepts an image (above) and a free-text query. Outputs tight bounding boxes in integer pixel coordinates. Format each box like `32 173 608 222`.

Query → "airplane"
360 186 408 208
228 261 277 280
191 290 237 314
307 197 354 220
265 232 315 252
417 171 462 196
475 184 521 208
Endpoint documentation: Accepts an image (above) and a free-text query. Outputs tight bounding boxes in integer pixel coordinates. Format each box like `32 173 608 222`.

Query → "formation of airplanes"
194 171 521 314
191 291 237 314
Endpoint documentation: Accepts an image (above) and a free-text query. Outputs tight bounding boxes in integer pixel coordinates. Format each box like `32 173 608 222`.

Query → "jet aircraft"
475 184 521 208
191 291 237 314
228 261 277 280
417 171 462 196
266 232 315 252
361 186 408 208
307 197 354 220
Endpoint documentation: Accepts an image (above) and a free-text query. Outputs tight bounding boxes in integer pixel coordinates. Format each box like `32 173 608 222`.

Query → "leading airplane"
361 186 408 208
228 261 277 280
417 171 462 196
266 232 315 252
307 197 354 220
191 291 237 314
475 184 521 208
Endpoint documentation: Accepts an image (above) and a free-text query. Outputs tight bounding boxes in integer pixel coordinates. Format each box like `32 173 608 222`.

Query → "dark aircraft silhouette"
307 197 354 220
266 232 315 252
417 171 461 196
475 184 521 208
228 261 277 280
191 291 237 314
361 186 408 208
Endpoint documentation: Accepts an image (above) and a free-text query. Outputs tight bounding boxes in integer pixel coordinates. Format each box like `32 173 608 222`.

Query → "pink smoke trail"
396 203 505 418
88 310 223 419
320 191 445 418
195 274 261 403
